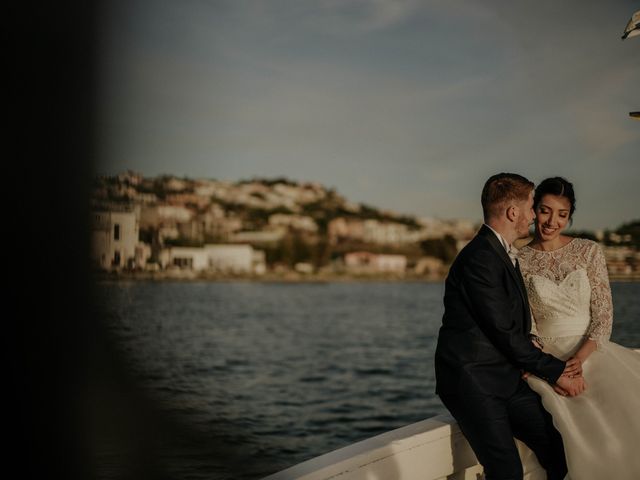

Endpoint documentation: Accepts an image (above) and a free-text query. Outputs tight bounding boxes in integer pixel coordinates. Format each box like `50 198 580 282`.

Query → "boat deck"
263 413 545 480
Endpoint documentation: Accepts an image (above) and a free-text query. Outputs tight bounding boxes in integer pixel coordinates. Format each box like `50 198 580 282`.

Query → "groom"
435 173 584 480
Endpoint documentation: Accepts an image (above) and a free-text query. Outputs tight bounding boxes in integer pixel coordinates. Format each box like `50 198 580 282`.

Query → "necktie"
514 258 528 299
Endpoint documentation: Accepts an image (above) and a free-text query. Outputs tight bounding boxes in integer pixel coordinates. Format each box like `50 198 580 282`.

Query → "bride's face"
535 194 572 241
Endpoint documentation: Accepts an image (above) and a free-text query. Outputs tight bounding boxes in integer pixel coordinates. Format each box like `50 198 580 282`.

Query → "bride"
518 176 640 479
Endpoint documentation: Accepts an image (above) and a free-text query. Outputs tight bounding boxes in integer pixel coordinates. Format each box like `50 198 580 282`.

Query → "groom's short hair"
481 173 534 221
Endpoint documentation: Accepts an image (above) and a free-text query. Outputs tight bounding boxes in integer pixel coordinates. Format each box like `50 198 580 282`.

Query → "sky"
96 0 639 231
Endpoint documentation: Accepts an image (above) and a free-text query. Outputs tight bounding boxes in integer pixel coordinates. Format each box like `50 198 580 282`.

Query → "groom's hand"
552 384 569 396
556 375 587 396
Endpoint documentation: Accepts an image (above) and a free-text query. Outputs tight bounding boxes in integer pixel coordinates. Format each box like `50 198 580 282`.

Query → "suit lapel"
514 260 529 305
478 226 531 313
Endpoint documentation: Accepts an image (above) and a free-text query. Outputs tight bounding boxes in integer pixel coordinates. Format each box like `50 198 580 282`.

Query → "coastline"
92 270 448 283
92 270 640 283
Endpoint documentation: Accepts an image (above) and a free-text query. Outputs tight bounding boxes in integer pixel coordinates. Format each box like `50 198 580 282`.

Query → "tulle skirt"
525 336 640 479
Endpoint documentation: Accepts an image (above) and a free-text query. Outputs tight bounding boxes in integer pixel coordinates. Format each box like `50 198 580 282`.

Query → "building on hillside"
159 244 266 274
132 192 158 204
294 262 314 274
252 250 267 275
165 193 212 210
344 251 407 274
134 243 152 269
362 219 418 244
329 217 421 245
229 229 286 246
162 247 210 270
177 208 243 243
603 245 640 278
116 171 143 185
164 177 188 192
414 256 445 276
328 218 365 244
268 214 318 232
91 210 142 270
139 204 196 246
140 204 193 228
207 244 253 273
417 217 477 240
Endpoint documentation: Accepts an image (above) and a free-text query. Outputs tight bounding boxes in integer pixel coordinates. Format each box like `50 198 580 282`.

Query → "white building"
139 204 193 228
207 244 253 273
362 220 417 244
329 218 422 245
163 247 211 270
344 252 407 274
160 244 266 274
91 210 140 270
328 217 365 244
417 217 477 240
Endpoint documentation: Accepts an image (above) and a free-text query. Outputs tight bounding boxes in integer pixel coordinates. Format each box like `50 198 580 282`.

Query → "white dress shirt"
484 224 517 266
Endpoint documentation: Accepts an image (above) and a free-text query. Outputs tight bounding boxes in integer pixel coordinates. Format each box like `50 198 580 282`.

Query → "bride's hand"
562 357 583 377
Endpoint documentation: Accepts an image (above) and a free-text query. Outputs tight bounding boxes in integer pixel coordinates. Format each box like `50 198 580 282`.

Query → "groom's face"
515 190 535 239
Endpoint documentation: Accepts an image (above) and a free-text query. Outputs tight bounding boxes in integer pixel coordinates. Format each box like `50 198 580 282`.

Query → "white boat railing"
263 413 545 480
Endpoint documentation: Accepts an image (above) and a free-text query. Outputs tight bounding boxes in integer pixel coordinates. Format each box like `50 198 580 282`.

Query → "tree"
419 235 458 263
615 220 640 248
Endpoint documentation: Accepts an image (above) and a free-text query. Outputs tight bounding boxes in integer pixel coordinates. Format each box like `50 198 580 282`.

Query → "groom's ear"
506 205 517 222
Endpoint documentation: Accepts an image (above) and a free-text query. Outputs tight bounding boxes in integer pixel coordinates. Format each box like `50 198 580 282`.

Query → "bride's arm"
573 338 597 363
575 242 613 364
563 338 596 378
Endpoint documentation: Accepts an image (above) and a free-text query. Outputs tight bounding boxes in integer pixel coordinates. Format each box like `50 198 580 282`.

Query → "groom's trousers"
440 380 567 480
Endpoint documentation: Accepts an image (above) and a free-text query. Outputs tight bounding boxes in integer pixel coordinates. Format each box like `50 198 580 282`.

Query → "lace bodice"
517 238 612 346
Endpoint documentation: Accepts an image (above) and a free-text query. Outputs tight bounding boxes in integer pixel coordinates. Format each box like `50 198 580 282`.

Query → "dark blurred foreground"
8 3 260 479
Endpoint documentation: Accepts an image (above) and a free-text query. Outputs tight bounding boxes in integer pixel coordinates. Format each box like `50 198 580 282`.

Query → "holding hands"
554 356 586 396
522 368 587 396
522 350 587 397
527 339 587 397
555 374 587 397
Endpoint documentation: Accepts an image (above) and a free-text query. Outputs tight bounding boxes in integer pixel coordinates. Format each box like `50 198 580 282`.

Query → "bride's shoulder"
516 240 535 255
569 236 597 247
568 237 601 254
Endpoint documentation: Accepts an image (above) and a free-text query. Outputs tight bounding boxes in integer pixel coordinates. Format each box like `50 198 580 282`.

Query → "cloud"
319 0 423 31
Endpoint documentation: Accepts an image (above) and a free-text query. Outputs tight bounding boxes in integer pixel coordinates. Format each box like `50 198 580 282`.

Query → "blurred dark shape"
7 2 163 478
9 2 100 476
8 3 256 479
621 10 640 39
622 10 639 119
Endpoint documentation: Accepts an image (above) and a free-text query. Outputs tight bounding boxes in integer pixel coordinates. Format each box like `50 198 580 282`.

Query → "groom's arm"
462 248 566 384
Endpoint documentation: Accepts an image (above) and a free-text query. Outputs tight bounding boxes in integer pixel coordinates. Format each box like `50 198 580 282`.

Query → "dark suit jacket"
435 225 565 398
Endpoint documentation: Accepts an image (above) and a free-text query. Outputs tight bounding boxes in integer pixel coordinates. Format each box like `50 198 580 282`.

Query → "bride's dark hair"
534 177 576 218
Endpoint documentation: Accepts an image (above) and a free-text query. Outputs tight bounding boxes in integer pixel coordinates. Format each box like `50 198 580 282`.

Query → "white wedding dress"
518 238 640 479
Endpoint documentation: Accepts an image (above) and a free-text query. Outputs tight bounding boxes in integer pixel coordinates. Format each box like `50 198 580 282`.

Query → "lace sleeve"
527 306 545 346
585 243 613 346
